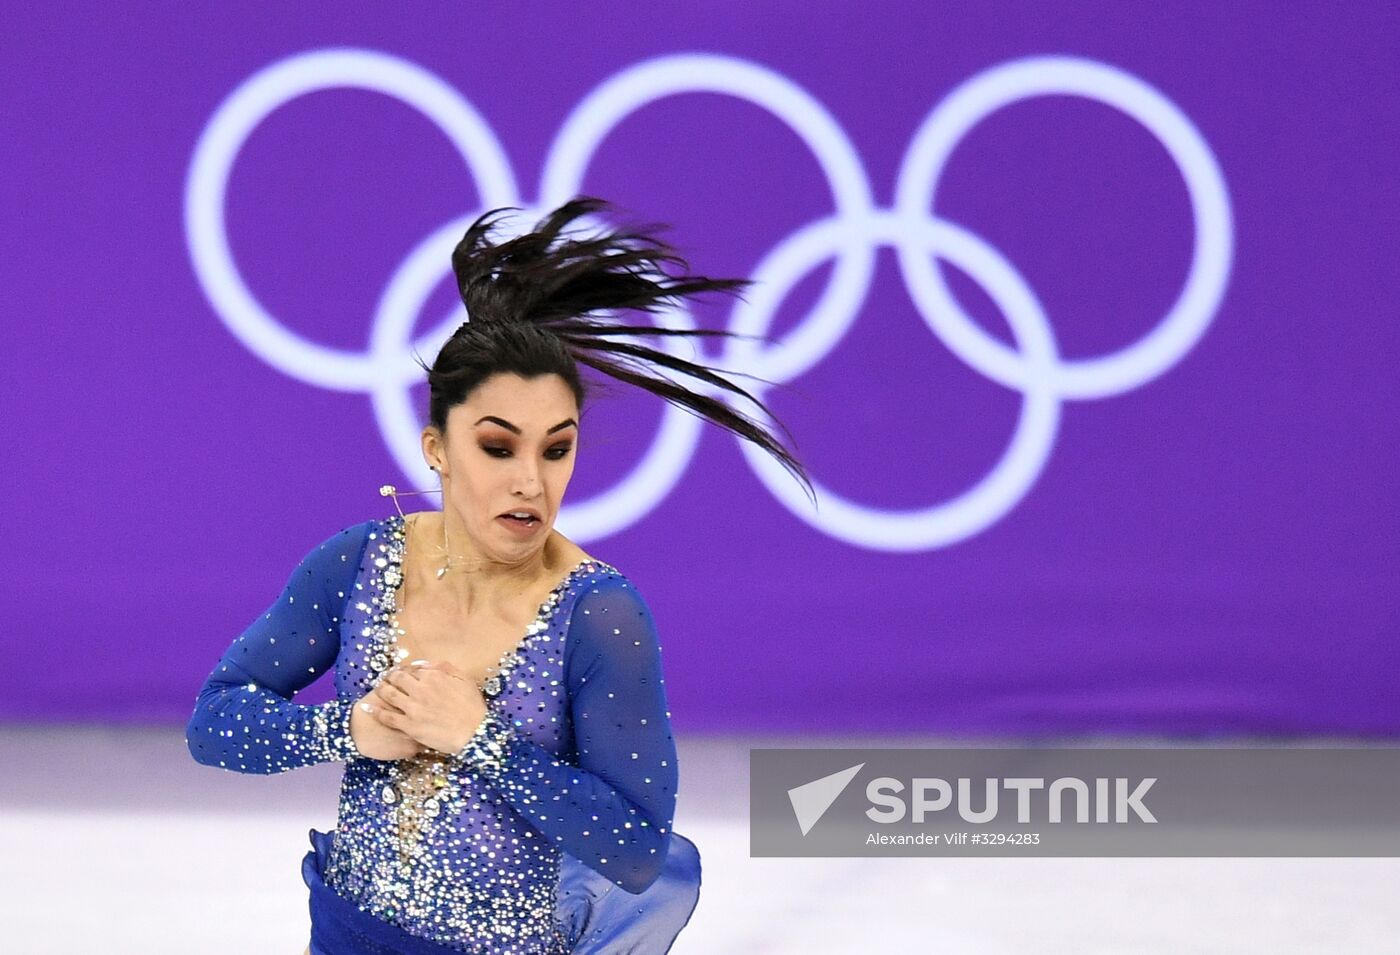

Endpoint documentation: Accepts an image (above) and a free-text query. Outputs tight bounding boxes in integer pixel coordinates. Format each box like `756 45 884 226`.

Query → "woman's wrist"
319 697 361 762
447 707 515 780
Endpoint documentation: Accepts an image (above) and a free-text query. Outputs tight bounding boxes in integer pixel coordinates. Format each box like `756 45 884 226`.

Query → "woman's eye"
482 446 572 459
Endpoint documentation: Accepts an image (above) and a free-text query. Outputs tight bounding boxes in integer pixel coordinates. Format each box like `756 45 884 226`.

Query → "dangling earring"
378 465 443 520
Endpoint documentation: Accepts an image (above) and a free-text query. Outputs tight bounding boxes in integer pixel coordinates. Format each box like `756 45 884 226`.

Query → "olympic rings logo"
184 48 1232 552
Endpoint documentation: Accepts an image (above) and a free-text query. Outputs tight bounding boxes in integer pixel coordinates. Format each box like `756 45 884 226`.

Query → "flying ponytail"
414 196 815 505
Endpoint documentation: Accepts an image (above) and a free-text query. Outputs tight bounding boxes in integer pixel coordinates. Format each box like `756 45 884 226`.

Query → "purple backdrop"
6 3 1397 734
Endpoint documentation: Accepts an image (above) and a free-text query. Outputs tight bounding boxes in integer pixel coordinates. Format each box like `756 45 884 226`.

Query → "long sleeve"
185 521 372 775
452 574 680 895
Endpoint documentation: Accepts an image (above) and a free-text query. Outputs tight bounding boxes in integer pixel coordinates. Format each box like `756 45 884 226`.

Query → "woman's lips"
498 513 541 535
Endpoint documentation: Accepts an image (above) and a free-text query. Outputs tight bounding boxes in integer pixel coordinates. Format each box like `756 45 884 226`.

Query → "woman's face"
425 372 579 566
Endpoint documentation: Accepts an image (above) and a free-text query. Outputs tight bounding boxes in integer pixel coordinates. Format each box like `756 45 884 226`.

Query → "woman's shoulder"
568 557 647 611
552 534 629 588
297 517 383 567
565 547 629 585
549 536 638 611
561 563 660 672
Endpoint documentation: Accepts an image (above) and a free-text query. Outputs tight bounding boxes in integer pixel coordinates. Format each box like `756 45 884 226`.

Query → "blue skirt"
302 827 702 955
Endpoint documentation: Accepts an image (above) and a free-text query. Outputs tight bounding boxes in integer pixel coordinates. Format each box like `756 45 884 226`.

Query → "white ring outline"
185 48 519 391
732 211 1062 551
895 55 1233 399
184 49 1234 550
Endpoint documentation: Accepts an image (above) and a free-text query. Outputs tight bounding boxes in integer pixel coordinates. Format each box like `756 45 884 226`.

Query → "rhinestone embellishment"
319 514 618 952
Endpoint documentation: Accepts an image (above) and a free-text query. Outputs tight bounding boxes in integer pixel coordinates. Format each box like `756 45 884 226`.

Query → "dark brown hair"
413 196 814 504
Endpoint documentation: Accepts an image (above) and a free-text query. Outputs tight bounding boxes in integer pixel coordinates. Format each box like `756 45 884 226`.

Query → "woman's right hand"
350 680 426 761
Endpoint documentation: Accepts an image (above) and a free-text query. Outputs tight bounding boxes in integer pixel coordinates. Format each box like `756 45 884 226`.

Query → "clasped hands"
349 659 488 761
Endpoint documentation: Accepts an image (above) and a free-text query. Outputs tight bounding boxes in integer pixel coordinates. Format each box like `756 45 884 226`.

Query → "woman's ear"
421 426 445 475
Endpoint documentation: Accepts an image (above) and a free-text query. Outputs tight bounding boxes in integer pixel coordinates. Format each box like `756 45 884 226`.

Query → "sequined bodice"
331 517 607 952
186 516 684 954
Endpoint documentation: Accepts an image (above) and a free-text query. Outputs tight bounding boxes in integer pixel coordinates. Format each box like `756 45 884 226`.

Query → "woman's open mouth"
498 511 542 534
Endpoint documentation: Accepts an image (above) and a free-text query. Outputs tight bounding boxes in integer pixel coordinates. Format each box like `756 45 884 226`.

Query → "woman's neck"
403 511 563 615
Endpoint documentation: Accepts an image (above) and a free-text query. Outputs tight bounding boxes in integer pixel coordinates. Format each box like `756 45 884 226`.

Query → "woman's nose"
513 462 541 495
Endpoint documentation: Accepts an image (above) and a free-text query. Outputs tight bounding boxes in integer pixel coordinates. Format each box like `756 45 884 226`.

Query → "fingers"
368 672 419 719
414 660 477 689
380 667 422 694
404 660 473 689
370 669 433 740
381 662 480 708
411 659 463 678
375 680 411 712
368 692 411 736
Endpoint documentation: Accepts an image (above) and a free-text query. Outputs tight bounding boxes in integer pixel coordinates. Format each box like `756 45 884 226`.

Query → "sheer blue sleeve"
185 521 372 775
451 575 679 895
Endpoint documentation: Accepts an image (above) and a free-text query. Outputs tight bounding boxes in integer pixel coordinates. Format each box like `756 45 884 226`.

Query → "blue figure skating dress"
186 515 701 954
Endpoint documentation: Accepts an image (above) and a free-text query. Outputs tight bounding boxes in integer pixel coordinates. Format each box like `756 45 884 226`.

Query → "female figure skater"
186 197 814 954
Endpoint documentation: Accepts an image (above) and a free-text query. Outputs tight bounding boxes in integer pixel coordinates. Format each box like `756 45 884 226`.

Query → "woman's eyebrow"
474 415 578 435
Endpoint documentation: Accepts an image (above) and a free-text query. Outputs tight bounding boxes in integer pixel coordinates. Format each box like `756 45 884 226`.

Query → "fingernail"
409 660 428 667
359 701 375 713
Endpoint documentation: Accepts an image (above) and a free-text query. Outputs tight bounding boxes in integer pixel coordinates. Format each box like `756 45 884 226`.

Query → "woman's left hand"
374 660 488 756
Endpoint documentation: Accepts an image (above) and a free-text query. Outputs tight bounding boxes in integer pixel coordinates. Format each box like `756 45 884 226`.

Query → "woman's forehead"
447 375 579 431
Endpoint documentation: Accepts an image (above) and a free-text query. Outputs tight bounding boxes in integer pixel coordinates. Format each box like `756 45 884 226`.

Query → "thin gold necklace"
378 485 481 579
410 513 477 580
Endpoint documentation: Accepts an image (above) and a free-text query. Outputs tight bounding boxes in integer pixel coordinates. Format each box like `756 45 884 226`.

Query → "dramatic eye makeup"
479 442 573 459
474 415 577 460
